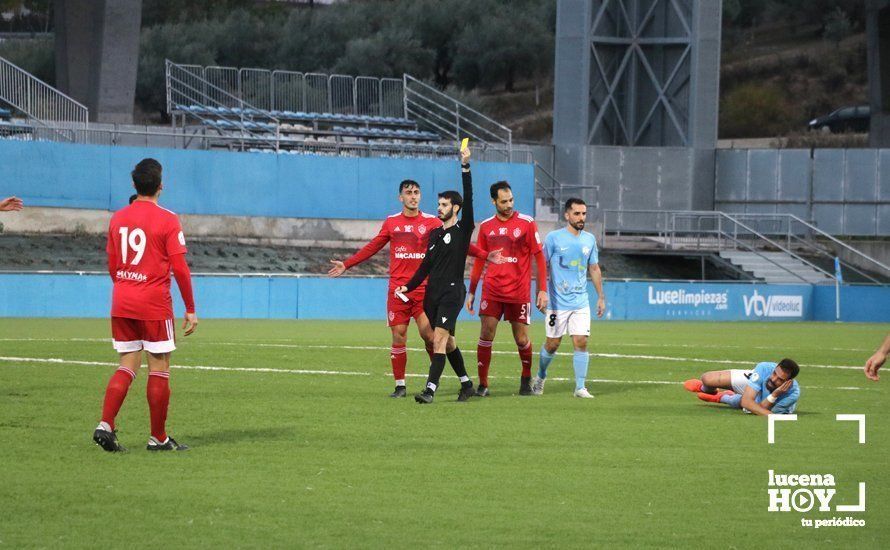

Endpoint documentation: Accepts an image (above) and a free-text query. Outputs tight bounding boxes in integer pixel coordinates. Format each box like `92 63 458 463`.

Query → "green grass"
1 319 888 548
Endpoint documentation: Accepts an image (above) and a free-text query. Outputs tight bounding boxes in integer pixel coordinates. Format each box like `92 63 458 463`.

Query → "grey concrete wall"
54 0 142 124
715 148 890 237
1 207 383 248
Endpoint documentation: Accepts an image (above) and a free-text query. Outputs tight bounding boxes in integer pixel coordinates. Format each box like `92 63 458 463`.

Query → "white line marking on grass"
0 338 865 370
0 337 872 353
0 355 867 390
0 356 370 376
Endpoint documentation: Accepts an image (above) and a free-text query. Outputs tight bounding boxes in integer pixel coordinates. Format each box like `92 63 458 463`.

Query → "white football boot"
573 387 595 399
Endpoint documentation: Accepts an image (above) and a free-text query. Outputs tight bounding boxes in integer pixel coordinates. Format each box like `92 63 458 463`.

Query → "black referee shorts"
424 284 466 336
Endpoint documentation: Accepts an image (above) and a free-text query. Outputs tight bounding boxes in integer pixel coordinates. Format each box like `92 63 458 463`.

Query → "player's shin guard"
572 351 589 390
426 353 447 392
447 348 472 388
518 342 533 379
146 371 171 442
476 339 492 387
390 345 407 386
538 346 555 379
101 367 136 430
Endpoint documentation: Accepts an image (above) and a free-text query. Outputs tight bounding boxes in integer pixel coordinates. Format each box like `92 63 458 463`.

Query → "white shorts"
730 369 753 395
545 307 591 339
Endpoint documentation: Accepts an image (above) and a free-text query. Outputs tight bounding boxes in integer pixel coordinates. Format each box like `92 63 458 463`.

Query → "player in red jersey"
93 159 198 453
328 180 444 398
467 180 548 396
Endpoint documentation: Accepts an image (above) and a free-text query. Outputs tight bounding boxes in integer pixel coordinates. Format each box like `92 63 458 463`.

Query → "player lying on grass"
683 358 800 415
864 332 889 381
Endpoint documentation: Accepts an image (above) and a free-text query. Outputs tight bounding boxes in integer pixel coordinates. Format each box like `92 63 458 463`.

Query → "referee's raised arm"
459 146 474 236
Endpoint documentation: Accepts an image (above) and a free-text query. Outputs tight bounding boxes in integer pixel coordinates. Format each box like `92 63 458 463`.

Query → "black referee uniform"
403 161 475 402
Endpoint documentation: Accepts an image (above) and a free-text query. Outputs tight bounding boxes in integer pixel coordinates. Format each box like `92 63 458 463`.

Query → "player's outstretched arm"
864 332 890 381
402 240 434 294
334 223 391 276
0 196 24 211
459 147 474 234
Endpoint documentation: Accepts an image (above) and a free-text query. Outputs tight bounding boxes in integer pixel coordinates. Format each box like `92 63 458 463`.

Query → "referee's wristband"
766 394 777 404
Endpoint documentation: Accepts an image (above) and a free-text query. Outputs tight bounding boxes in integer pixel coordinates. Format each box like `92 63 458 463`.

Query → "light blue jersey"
747 362 800 414
544 228 599 311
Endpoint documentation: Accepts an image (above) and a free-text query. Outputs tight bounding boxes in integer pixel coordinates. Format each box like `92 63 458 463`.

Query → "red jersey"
475 211 543 303
344 211 442 291
107 201 188 320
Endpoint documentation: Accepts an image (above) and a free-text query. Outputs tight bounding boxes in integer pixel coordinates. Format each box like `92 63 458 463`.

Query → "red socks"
146 371 170 442
519 342 533 378
101 367 136 430
390 345 407 382
477 339 493 387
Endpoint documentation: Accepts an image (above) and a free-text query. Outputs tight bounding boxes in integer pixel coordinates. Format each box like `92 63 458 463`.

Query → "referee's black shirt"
403 165 474 296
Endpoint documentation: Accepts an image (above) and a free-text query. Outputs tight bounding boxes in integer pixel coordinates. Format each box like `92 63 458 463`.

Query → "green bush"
720 83 795 138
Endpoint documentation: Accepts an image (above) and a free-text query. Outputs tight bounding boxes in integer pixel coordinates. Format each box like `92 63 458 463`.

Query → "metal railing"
717 213 890 284
601 209 866 284
403 74 512 158
0 55 88 141
178 63 406 118
166 60 280 149
534 161 599 213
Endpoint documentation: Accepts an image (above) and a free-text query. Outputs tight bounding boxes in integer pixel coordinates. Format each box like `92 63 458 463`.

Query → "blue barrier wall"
0 140 535 219
2 275 888 322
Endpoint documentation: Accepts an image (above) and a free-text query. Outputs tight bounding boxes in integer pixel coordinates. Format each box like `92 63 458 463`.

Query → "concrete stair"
718 250 833 284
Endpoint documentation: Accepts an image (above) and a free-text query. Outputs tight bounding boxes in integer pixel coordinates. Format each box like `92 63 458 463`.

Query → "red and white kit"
106 201 195 353
470 211 545 324
345 211 442 326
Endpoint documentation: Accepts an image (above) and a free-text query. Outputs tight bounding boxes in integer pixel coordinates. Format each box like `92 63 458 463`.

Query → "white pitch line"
0 355 868 391
0 338 865 370
0 337 873 353
0 356 370 376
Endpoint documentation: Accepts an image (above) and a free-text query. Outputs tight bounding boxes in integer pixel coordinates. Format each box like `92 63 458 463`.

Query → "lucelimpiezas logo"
743 290 802 318
767 470 865 528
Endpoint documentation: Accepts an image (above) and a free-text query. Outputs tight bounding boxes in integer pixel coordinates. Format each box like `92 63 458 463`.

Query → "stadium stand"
166 62 440 152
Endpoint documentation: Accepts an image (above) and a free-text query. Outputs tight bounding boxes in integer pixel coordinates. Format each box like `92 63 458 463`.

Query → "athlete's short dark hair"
490 181 511 199
438 190 463 209
564 197 586 212
132 158 162 196
399 179 420 193
128 194 138 204
778 358 800 379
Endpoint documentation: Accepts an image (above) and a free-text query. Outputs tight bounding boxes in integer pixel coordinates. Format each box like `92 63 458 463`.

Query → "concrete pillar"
54 0 142 124
868 0 890 147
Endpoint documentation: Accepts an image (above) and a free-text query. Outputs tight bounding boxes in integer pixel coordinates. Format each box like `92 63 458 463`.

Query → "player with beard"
684 359 801 415
466 180 547 397
532 198 605 398
396 145 504 404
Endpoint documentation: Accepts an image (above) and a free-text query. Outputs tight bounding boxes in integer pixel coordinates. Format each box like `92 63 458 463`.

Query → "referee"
396 145 483 404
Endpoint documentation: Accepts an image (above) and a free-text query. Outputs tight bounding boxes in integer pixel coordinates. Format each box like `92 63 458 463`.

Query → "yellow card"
460 137 469 151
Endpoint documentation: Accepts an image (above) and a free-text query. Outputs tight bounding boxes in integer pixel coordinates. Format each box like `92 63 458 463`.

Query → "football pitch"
1 318 888 548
